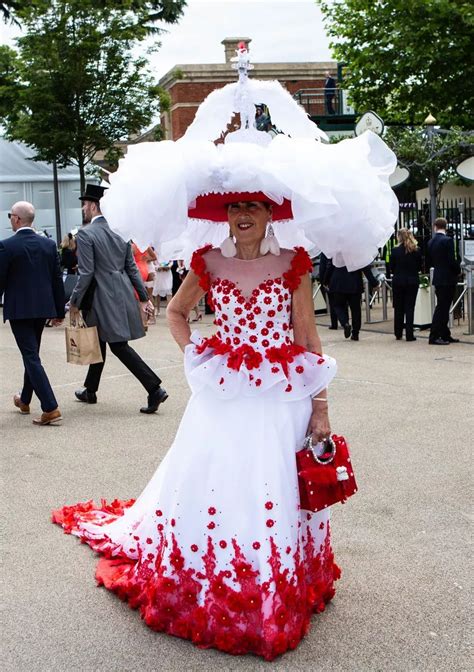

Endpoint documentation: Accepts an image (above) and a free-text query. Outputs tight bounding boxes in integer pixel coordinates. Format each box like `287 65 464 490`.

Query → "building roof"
159 60 336 89
158 35 335 88
0 138 80 182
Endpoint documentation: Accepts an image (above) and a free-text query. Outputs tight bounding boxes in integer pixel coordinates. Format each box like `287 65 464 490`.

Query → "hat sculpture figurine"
101 43 398 269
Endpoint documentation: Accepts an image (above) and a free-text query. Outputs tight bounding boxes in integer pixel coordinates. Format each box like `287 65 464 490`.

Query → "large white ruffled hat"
101 43 398 270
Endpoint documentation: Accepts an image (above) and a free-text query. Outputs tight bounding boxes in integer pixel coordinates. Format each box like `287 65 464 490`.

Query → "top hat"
79 184 107 203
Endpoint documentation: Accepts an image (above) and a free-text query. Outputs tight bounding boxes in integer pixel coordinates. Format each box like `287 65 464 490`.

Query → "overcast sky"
1 0 333 79
149 0 333 78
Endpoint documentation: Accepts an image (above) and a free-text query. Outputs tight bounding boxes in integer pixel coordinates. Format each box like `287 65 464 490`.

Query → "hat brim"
188 192 293 222
78 196 101 203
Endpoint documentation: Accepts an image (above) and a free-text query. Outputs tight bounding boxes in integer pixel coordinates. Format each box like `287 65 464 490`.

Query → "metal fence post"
429 267 435 321
364 277 371 323
382 280 388 321
466 265 473 336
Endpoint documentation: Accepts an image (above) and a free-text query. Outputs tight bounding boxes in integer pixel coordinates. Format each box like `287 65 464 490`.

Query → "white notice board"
464 240 474 262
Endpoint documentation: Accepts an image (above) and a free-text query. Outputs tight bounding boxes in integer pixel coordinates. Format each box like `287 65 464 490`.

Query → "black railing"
292 88 352 117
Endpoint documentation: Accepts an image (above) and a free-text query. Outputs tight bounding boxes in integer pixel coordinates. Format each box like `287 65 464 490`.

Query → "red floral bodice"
186 246 338 399
191 245 312 357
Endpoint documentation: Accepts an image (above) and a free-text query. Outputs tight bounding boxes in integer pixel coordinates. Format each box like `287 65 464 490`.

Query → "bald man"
0 201 65 425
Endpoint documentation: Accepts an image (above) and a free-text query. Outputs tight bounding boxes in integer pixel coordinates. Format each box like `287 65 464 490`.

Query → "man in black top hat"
69 184 168 413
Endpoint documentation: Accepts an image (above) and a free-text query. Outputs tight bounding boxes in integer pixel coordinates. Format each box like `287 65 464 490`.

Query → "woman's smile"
237 221 254 230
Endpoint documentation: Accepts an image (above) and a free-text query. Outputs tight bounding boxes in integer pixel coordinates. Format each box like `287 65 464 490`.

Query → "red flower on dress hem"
54 499 340 662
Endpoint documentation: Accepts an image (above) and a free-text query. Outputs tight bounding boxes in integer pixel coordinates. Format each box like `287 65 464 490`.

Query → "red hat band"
188 192 293 222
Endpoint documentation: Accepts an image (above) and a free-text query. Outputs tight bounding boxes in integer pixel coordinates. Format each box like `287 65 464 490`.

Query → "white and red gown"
52 246 339 661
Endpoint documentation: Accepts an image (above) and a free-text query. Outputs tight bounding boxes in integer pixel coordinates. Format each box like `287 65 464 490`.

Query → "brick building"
158 37 339 140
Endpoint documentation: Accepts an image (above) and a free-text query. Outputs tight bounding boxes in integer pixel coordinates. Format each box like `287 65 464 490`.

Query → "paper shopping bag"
65 315 103 365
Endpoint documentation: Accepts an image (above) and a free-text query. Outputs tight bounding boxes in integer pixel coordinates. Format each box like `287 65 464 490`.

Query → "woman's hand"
307 404 331 444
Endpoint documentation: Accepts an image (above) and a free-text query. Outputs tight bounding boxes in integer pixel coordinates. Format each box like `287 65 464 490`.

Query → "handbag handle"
69 312 86 329
303 435 336 464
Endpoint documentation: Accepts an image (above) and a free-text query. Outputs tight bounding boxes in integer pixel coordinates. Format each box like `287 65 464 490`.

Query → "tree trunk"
78 155 86 195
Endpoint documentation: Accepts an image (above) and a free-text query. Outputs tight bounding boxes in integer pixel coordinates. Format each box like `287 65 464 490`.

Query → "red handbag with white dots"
296 434 358 512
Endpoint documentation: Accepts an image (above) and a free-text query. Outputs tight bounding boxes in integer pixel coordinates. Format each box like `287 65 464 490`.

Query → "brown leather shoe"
13 394 30 415
32 408 62 425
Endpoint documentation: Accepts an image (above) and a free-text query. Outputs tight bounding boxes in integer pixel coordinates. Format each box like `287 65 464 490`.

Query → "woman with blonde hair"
60 233 77 275
390 227 422 341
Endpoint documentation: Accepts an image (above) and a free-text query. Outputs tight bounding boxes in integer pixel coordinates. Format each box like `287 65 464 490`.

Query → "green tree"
1 2 27 24
9 1 186 30
383 126 474 212
96 1 187 33
0 45 21 121
2 0 185 190
385 127 473 194
317 0 474 128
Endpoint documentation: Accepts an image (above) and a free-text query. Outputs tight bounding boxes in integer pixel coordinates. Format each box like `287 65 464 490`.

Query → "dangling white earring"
260 222 280 256
220 233 237 258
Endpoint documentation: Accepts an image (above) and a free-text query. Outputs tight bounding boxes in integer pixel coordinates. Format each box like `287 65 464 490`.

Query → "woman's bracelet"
311 395 328 402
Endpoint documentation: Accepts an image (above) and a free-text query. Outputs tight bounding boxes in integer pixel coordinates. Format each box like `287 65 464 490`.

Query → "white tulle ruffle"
184 331 337 401
101 130 398 271
183 79 328 143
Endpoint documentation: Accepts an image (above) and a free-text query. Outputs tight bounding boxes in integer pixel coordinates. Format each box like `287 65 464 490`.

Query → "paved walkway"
1 313 472 672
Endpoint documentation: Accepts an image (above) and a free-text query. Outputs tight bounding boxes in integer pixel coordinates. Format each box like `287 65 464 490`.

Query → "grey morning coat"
70 216 147 343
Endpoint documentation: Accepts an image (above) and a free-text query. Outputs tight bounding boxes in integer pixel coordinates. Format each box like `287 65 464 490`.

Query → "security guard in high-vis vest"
383 236 396 279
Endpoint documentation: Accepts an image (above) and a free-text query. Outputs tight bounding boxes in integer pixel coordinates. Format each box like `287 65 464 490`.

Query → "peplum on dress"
52 245 338 661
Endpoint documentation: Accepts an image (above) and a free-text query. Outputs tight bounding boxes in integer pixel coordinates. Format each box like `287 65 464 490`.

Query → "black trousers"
392 284 418 339
84 338 161 394
429 285 455 342
10 318 58 412
325 93 335 115
320 287 338 328
332 292 361 335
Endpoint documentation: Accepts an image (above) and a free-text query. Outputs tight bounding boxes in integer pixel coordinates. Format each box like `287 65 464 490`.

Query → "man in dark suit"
428 217 461 345
324 71 337 115
69 184 167 414
323 260 379 341
0 201 65 425
318 253 338 329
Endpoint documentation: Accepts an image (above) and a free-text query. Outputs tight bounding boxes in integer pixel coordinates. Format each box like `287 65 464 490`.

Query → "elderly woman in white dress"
53 191 339 660
51 43 398 662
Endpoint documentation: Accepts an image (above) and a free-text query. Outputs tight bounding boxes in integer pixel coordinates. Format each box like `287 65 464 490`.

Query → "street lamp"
52 158 62 243
423 113 438 232
458 200 465 262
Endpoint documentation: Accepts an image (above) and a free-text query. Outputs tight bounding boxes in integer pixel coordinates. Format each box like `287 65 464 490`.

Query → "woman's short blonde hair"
397 227 418 253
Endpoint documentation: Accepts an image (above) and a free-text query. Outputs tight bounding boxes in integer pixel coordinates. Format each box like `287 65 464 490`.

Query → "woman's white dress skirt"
153 263 173 297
